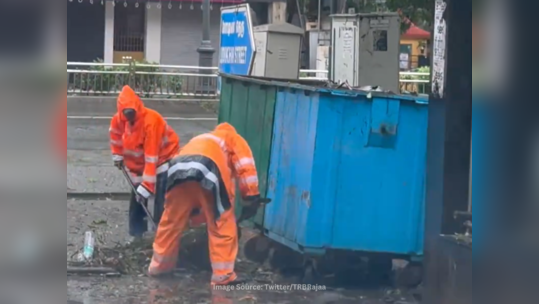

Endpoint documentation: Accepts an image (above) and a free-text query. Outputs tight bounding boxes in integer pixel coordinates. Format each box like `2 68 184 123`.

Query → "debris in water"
67 266 118 275
77 231 95 262
67 226 281 283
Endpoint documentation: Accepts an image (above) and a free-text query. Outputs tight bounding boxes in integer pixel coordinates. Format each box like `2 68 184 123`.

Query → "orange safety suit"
148 123 260 285
109 85 180 199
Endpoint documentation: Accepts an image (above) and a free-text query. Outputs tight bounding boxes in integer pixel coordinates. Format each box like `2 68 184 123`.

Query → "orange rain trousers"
149 181 238 285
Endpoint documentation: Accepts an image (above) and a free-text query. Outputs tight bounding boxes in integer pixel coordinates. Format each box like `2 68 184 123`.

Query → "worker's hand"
239 198 271 221
113 160 124 170
135 185 151 203
135 194 146 204
240 205 259 221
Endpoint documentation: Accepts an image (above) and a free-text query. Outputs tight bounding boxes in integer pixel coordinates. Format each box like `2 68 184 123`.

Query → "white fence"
67 62 219 98
67 62 430 97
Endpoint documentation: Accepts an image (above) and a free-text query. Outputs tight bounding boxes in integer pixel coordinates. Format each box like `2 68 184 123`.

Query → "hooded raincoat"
109 86 180 236
109 86 180 198
148 123 260 285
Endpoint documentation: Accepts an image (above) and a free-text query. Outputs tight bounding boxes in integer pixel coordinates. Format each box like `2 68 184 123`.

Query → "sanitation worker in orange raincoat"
109 86 180 241
148 123 268 286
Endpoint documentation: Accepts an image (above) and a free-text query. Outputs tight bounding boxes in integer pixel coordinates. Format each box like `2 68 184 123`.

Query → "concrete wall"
145 6 162 63
160 5 222 66
71 2 223 66
104 1 115 64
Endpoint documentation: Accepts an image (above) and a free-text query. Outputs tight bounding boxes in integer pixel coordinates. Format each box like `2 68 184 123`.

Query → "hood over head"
117 86 145 121
214 123 237 134
214 123 238 144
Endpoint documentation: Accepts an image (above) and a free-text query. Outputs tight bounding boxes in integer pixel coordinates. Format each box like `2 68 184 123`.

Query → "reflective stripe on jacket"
166 123 260 219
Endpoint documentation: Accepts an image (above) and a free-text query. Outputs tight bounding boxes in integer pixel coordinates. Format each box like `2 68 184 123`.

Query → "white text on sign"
221 21 246 38
220 46 247 64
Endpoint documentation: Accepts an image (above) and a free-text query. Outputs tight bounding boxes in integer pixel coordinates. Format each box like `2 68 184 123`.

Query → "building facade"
67 0 243 64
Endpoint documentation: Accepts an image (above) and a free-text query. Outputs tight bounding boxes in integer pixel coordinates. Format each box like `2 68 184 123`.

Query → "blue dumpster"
263 85 429 258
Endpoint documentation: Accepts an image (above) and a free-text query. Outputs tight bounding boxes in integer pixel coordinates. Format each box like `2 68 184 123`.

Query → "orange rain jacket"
109 86 180 198
166 123 260 220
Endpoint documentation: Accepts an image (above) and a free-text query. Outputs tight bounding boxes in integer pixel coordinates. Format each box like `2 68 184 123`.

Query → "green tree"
385 0 434 31
295 0 433 32
344 0 434 31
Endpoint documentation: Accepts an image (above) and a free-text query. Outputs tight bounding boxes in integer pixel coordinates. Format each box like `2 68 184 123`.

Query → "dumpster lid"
220 73 429 104
254 23 305 35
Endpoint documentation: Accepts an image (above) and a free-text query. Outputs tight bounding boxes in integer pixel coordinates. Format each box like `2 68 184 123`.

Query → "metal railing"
67 62 219 98
299 69 330 81
299 69 431 94
67 63 430 97
399 72 431 94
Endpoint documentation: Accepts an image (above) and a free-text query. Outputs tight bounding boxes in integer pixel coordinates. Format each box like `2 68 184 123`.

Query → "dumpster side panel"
306 95 348 248
264 91 321 245
218 76 277 226
320 96 428 255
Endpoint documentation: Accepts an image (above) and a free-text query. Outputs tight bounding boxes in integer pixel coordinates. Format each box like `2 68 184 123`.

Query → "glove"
113 160 123 170
240 203 260 221
239 197 271 221
135 193 146 204
135 185 151 203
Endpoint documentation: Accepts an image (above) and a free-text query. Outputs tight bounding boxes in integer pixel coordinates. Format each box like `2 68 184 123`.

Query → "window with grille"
114 5 145 52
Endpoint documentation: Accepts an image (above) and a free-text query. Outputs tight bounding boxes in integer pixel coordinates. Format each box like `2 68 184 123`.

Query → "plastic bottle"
82 231 95 260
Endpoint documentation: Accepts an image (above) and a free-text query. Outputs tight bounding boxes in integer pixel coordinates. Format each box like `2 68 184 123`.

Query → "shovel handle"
120 166 157 228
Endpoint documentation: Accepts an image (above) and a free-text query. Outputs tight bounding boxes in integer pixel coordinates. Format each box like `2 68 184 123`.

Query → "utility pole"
197 0 215 74
423 0 472 303
268 2 287 24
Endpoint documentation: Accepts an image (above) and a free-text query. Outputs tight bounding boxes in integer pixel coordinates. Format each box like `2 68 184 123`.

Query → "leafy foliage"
386 0 434 31
71 58 183 98
297 0 433 33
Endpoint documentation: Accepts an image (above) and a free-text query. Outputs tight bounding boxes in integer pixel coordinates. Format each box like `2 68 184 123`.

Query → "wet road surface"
67 199 419 304
67 118 216 151
67 97 217 120
67 101 216 192
67 98 419 304
67 275 416 304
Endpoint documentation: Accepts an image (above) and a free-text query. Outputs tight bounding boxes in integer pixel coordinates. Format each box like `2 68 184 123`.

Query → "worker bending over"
148 123 264 286
109 86 180 241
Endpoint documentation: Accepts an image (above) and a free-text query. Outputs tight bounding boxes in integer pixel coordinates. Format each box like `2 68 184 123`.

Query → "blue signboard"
219 4 255 75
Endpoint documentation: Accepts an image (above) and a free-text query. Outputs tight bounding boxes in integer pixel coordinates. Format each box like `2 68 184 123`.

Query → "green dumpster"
218 74 327 227
218 74 277 227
